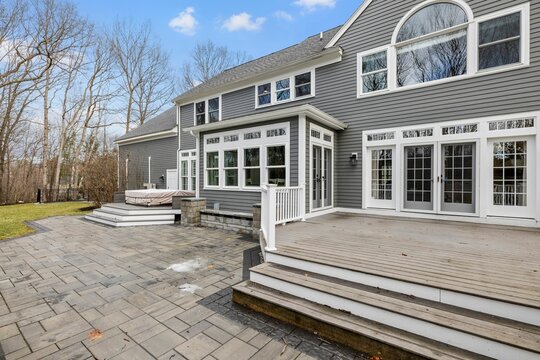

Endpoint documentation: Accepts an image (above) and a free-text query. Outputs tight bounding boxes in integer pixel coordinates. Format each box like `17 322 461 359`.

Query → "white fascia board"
325 0 374 48
115 127 178 146
173 48 343 106
183 105 348 134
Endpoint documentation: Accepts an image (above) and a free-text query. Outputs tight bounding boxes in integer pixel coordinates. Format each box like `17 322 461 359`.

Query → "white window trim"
357 45 391 96
203 122 290 191
357 2 530 99
194 95 223 126
204 151 220 189
180 150 197 192
255 69 316 109
223 149 240 189
362 111 539 221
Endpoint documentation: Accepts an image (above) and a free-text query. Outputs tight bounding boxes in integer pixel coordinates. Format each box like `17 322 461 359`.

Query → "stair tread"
234 281 486 360
271 246 540 307
251 262 540 353
93 209 175 219
85 214 174 226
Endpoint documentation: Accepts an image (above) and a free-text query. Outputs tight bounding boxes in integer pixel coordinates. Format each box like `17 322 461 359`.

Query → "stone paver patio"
0 216 367 359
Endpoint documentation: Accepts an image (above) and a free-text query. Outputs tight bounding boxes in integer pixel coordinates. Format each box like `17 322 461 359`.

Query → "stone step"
84 214 175 227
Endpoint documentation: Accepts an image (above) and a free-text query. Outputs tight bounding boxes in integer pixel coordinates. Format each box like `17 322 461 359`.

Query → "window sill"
202 187 261 193
357 63 529 99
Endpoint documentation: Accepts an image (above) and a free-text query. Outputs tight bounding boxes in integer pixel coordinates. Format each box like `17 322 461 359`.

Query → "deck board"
275 213 540 308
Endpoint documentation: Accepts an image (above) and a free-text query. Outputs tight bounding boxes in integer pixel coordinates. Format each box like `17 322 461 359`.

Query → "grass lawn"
0 202 94 241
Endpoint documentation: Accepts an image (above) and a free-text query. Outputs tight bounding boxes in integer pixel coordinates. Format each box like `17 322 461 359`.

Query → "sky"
72 0 363 70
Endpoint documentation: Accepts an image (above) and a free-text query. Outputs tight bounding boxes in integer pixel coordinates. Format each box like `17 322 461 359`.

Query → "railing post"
265 184 277 251
300 184 306 221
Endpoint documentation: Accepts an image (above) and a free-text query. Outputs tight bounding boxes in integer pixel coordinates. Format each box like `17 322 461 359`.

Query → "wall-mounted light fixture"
350 153 358 165
159 175 165 182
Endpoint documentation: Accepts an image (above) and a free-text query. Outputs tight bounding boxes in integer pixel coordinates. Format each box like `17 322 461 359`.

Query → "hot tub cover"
125 189 195 206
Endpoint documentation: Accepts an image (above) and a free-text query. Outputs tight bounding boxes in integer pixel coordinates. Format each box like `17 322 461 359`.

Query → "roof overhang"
115 127 178 146
183 105 348 134
173 47 343 106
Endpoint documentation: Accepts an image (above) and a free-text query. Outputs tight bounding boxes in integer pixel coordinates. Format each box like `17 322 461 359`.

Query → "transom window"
396 3 468 87
256 70 314 107
195 97 221 125
357 2 529 97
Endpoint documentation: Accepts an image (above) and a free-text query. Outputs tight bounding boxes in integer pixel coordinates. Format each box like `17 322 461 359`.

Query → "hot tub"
125 189 195 206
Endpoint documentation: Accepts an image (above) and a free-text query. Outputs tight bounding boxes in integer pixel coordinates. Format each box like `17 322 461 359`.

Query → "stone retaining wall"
201 209 255 237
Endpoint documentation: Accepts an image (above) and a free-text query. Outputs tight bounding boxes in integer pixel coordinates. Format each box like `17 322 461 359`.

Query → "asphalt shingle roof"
175 26 342 102
116 107 177 142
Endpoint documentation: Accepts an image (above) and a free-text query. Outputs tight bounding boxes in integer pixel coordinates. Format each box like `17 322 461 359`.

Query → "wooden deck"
274 212 540 309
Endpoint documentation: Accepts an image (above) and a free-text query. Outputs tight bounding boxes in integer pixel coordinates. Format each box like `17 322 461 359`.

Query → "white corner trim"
184 105 347 134
115 128 178 146
325 0 374 48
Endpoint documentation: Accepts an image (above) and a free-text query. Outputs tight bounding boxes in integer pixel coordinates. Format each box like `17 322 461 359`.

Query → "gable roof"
173 26 342 104
325 0 374 48
115 107 177 143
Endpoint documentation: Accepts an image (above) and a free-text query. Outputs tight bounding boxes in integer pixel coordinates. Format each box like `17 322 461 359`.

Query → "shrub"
81 152 118 207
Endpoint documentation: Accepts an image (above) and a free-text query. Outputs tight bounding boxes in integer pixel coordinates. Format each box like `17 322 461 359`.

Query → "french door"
403 142 477 214
312 144 332 211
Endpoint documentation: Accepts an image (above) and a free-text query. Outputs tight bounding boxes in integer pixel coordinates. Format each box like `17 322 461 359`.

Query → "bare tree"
110 20 177 133
181 40 251 91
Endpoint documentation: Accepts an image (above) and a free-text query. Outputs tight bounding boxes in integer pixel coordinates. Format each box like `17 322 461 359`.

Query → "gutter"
114 127 178 146
183 104 348 134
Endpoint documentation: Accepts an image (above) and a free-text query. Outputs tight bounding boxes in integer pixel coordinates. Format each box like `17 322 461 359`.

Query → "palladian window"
396 2 468 87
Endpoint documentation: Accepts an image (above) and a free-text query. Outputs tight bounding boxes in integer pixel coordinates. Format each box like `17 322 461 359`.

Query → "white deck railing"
260 184 305 252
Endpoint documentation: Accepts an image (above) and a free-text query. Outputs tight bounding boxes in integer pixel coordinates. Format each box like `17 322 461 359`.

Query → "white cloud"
169 7 198 36
293 0 336 12
274 10 294 21
222 12 266 32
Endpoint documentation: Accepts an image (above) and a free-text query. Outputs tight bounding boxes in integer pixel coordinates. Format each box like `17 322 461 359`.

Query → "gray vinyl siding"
310 0 540 209
180 104 196 151
118 136 178 191
199 117 299 213
179 0 540 211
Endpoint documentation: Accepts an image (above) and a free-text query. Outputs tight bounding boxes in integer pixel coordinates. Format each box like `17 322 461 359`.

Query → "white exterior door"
366 146 396 209
166 169 178 190
487 137 536 218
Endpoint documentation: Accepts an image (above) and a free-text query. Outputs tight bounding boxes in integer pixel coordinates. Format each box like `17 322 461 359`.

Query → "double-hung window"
224 150 238 187
275 78 291 102
295 72 311 98
256 70 314 107
191 159 197 191
478 12 522 70
267 146 286 187
244 148 260 187
257 83 271 106
359 50 388 94
195 101 206 125
180 160 189 191
195 97 220 125
206 152 219 187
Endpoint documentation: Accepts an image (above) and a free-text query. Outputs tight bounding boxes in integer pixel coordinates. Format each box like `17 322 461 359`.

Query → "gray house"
174 0 540 223
116 107 179 190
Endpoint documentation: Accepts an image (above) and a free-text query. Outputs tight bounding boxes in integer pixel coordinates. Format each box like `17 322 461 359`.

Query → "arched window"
395 2 469 87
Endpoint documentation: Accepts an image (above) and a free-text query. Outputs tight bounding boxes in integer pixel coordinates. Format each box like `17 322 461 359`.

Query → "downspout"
193 130 200 198
116 144 120 191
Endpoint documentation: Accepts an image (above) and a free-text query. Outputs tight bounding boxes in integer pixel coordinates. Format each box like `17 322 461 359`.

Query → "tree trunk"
42 70 51 202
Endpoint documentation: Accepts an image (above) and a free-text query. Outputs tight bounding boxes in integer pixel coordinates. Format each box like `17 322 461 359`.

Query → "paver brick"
140 329 186 357
175 333 220 360
211 337 258 360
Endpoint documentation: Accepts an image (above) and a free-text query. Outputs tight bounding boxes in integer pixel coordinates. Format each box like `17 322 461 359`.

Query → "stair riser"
100 206 181 216
92 210 175 222
266 252 540 327
251 272 539 360
85 215 174 227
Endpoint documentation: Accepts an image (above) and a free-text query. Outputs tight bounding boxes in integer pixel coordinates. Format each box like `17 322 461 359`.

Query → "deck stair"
234 261 540 360
85 203 180 227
